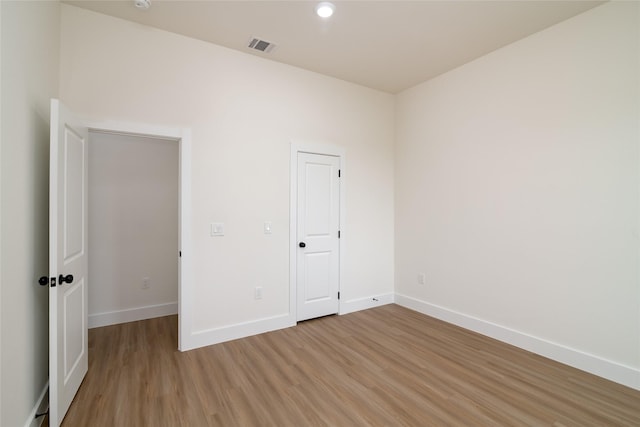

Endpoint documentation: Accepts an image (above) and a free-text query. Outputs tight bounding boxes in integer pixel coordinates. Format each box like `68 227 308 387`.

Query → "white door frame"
289 141 345 321
84 119 192 351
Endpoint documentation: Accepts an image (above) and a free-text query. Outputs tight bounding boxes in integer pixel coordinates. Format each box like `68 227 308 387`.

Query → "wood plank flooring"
57 305 639 426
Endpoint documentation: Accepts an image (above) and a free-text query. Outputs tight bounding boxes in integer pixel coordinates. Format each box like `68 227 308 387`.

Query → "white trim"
178 129 192 351
48 100 59 427
183 314 295 351
340 293 395 315
23 382 48 427
88 302 178 329
290 141 346 323
289 147 297 325
0 4 3 420
395 293 640 391
86 120 184 140
82 120 192 351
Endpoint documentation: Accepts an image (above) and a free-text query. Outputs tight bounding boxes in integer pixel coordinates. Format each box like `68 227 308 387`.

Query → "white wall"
0 1 60 426
58 0 637 391
59 4 395 345
88 132 179 327
1 4 3 421
395 2 639 388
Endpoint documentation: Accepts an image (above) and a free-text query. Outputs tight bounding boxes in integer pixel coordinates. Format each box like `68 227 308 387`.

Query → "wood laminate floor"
56 305 639 426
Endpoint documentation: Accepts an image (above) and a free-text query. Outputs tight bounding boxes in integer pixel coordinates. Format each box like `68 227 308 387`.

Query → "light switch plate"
264 221 272 234
211 222 225 236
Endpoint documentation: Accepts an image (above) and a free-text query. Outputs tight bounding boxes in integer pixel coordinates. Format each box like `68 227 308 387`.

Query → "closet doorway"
88 131 179 331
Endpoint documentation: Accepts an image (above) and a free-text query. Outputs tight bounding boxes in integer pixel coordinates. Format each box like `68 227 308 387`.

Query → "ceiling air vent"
248 37 276 53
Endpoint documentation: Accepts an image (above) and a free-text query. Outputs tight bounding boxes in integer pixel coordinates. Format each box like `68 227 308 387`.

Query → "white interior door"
49 99 89 427
297 152 340 321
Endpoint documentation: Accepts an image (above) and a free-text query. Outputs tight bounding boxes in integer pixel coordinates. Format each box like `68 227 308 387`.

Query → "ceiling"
63 0 605 93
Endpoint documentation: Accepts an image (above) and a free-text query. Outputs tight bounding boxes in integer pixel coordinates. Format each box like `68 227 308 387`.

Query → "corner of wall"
1 1 61 425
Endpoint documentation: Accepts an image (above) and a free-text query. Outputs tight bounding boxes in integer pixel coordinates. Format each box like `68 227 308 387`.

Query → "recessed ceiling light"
315 2 335 18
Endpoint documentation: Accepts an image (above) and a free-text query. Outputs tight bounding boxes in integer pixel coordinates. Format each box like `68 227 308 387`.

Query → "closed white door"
49 99 89 427
296 152 340 321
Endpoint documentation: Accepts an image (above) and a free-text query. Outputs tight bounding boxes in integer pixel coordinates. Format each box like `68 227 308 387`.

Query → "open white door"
296 152 341 321
49 99 89 427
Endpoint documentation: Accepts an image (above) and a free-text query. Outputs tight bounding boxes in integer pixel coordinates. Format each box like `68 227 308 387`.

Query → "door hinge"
50 277 57 287
338 230 341 239
338 169 341 178
338 291 340 300
179 251 182 257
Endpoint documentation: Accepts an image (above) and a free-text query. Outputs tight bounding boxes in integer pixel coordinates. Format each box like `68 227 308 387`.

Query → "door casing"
83 120 192 351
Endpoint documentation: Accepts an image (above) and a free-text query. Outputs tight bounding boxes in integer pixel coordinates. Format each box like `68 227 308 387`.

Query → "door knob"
59 274 74 284
299 242 306 248
38 276 49 286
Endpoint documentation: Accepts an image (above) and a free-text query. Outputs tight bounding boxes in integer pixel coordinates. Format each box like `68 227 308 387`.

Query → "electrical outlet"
143 277 150 289
418 273 426 285
255 287 263 300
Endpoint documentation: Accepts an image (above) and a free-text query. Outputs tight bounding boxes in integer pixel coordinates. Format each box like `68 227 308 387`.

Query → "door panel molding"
62 278 85 384
290 141 346 322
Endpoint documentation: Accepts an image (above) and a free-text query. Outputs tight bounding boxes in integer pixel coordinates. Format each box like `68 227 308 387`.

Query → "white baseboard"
89 302 178 329
395 293 640 391
340 292 395 315
180 293 396 351
182 313 295 351
24 382 48 427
